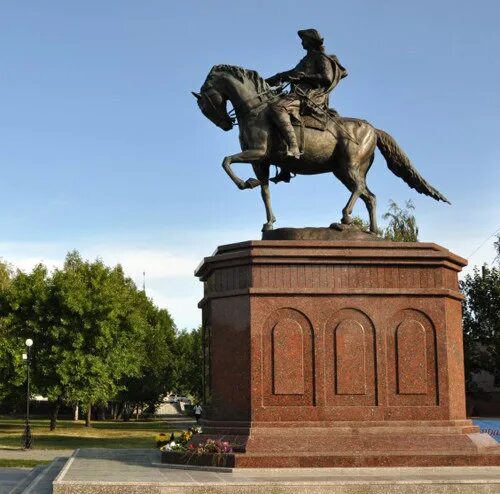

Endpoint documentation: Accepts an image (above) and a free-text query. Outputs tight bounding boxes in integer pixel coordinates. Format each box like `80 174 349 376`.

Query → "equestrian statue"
192 29 449 233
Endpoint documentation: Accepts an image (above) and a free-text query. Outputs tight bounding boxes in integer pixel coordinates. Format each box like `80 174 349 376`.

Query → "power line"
467 226 500 259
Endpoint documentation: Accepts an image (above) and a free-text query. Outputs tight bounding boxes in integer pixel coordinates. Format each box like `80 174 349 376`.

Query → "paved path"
0 467 30 494
52 448 500 494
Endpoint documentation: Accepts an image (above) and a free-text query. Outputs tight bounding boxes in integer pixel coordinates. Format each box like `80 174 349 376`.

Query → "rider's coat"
267 49 348 115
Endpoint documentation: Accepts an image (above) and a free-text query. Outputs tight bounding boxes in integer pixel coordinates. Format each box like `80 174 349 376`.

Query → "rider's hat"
297 29 324 46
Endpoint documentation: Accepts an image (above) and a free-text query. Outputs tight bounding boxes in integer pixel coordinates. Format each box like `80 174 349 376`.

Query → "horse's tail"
375 128 450 204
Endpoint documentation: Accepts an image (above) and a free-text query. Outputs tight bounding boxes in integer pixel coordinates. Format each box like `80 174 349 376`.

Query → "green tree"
172 327 203 402
116 306 177 418
50 251 151 427
382 199 419 242
352 200 418 241
0 252 161 428
0 260 26 412
0 264 58 419
460 236 500 391
351 216 371 231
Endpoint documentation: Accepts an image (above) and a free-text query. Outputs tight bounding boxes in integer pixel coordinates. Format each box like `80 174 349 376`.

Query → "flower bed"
161 449 235 468
155 432 173 448
158 427 234 467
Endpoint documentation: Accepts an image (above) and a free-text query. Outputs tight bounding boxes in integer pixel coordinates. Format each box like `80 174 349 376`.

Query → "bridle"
202 84 286 127
202 89 234 128
227 85 287 123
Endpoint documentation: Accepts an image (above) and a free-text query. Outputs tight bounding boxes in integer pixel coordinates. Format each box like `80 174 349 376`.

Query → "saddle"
290 106 340 154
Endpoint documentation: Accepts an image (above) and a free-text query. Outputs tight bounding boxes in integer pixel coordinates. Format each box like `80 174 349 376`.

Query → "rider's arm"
266 70 293 86
297 55 334 87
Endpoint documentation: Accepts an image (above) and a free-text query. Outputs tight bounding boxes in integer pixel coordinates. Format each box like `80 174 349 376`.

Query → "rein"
227 85 286 123
207 75 358 145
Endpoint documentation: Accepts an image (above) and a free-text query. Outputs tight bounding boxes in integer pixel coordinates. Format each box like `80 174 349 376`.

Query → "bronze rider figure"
266 29 348 183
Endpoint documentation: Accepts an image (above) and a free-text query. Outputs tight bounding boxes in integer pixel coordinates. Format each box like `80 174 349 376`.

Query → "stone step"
11 457 66 494
51 448 500 494
232 451 500 468
8 464 47 494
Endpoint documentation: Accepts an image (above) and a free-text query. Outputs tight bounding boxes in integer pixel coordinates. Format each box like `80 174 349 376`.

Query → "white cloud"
0 241 204 328
1 224 497 331
84 247 199 279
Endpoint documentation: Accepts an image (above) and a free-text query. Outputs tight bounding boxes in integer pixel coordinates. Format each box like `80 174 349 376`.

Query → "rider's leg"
269 104 301 160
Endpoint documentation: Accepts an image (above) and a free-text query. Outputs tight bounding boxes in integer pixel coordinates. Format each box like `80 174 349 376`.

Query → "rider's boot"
272 109 301 159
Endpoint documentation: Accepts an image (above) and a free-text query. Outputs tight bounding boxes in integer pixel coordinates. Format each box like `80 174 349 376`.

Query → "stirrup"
271 169 293 184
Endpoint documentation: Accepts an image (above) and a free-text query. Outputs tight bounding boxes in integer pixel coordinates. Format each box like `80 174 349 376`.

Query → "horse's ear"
191 91 202 100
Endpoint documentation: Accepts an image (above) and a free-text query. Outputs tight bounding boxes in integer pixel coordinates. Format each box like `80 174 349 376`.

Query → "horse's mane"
201 64 270 93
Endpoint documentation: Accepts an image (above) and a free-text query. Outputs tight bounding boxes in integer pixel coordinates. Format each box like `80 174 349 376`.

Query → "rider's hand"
288 71 306 83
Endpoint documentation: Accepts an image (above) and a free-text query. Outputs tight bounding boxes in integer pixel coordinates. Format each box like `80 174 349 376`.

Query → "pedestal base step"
231 451 500 468
54 449 500 494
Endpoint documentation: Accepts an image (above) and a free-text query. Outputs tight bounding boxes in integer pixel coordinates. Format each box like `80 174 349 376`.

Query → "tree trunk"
49 399 61 431
73 402 79 421
116 402 125 420
135 405 140 420
98 405 106 421
85 403 92 427
122 403 130 422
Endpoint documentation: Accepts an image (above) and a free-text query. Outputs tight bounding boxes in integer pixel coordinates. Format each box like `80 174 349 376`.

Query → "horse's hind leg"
359 154 378 233
333 163 363 226
341 185 362 225
253 164 275 232
360 185 378 233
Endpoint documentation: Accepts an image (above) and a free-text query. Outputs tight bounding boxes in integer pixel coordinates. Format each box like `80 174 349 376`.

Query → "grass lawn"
0 416 189 450
0 459 50 468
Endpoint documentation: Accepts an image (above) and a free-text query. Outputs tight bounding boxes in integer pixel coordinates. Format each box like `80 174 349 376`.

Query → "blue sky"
0 1 499 329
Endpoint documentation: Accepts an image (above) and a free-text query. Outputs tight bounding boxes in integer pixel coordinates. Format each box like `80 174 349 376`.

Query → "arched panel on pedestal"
263 308 314 406
336 319 367 395
325 308 377 406
396 319 427 395
387 309 438 407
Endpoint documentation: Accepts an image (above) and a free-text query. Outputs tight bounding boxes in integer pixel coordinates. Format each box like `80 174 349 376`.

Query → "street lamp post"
22 338 33 450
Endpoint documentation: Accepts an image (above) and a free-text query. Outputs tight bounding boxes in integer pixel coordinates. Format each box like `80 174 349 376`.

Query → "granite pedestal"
190 240 500 467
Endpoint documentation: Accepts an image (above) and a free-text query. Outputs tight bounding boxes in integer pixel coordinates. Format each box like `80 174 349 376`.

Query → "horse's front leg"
253 164 275 232
222 149 266 190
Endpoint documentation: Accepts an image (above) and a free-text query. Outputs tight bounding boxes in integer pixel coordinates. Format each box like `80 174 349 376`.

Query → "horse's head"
192 89 233 131
193 65 271 131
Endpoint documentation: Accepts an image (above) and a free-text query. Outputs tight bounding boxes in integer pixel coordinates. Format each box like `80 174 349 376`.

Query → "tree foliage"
352 199 419 242
460 235 500 391
382 200 419 242
0 251 182 427
116 307 177 415
172 328 203 402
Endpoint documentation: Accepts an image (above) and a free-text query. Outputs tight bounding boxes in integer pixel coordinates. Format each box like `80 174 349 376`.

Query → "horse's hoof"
261 223 274 232
245 178 261 189
330 222 346 231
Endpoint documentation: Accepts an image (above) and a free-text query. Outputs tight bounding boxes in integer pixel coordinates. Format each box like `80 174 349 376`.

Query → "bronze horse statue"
193 64 449 233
